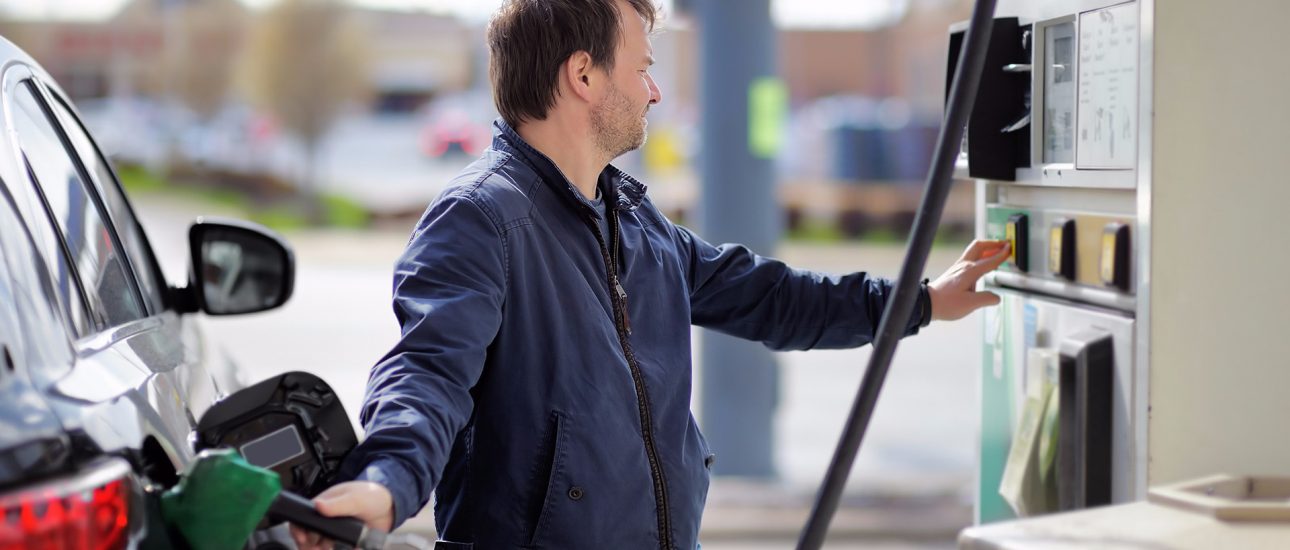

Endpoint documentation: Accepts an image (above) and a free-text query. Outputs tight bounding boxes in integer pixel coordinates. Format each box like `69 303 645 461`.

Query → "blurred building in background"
1 0 474 106
0 0 974 235
651 0 975 234
350 8 476 113
0 0 249 100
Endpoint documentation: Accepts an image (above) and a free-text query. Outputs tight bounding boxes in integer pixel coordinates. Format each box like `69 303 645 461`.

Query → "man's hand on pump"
290 481 393 550
927 239 1011 321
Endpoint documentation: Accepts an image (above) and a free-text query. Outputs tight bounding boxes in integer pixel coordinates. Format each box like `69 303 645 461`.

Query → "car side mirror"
183 217 294 316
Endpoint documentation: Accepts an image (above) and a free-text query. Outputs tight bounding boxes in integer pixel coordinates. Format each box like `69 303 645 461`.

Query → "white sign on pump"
1076 2 1139 170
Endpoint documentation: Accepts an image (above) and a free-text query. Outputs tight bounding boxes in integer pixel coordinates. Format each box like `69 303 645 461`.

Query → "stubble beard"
592 81 648 160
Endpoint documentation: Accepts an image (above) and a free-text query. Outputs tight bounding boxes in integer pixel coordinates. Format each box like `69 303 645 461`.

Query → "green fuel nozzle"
160 449 279 550
160 449 386 550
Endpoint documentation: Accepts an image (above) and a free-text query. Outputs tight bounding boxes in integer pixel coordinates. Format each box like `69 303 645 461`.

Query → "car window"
2 121 93 336
0 175 81 376
10 81 145 329
44 89 166 314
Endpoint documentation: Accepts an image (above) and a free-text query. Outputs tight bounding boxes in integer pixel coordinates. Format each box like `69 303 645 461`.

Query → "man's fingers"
959 239 1009 262
969 243 1012 275
315 482 374 517
315 495 358 518
293 492 351 550
289 482 394 550
972 290 1001 309
958 240 991 261
311 481 395 531
312 482 358 502
291 524 324 550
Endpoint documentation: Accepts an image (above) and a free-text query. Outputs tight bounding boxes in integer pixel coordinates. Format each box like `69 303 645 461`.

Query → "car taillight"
0 458 132 550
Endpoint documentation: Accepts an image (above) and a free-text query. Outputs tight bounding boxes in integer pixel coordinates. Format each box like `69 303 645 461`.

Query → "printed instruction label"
1076 2 1138 169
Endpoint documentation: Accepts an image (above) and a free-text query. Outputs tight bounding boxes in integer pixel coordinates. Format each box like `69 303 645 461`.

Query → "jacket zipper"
590 207 673 549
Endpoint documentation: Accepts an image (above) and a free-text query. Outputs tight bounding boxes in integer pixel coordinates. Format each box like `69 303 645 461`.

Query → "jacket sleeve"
338 192 505 528
675 225 927 351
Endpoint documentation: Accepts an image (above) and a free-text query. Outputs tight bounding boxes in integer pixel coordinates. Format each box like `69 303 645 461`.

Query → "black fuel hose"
795 0 998 547
270 490 387 550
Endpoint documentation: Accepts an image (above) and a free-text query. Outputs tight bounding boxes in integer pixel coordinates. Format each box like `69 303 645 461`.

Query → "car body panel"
0 33 258 500
0 72 78 488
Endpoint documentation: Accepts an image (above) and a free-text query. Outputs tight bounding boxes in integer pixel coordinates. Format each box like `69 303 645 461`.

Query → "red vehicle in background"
418 91 496 159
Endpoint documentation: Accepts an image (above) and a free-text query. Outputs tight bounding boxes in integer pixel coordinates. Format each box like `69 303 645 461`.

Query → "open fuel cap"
195 371 357 498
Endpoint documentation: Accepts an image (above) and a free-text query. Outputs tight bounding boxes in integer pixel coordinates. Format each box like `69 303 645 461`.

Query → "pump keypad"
1006 213 1030 272
1049 219 1076 280
1100 223 1131 291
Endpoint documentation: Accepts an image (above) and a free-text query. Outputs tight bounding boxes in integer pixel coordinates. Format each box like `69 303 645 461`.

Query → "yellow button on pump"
1100 223 1130 290
1049 218 1075 280
1006 213 1029 272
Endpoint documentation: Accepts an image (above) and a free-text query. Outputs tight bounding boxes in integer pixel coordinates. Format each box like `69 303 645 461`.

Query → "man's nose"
647 74 663 105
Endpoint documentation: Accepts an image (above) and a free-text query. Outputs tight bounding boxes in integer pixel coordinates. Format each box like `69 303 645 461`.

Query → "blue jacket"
340 120 928 549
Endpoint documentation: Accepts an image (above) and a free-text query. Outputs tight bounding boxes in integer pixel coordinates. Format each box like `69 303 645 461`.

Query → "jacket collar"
492 119 647 213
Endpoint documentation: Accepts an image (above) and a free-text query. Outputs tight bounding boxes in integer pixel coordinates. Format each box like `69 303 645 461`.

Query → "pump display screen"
1076 2 1139 169
1043 22 1076 163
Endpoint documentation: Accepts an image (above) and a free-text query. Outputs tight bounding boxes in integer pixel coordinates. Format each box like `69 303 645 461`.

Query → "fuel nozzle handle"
269 490 388 550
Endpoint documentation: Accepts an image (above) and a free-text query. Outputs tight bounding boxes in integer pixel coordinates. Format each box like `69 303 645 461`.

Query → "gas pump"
954 0 1290 535
798 0 1290 546
950 1 1142 522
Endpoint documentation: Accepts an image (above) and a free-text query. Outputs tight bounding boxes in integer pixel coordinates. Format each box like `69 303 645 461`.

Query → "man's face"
591 0 662 160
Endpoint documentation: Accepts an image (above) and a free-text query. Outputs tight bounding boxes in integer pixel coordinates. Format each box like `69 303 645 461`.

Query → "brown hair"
487 0 658 128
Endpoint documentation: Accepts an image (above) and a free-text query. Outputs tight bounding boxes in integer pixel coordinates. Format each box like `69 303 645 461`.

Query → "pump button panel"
1006 213 1030 272
1049 219 1076 280
988 206 1133 296
1100 223 1131 291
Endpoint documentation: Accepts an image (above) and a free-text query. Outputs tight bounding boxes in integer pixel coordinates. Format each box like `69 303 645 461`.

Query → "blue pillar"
695 0 779 479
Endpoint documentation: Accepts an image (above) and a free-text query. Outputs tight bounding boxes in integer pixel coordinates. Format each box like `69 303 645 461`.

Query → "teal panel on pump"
979 294 1021 523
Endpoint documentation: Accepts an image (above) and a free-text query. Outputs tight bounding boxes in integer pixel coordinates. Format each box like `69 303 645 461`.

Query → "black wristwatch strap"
918 278 933 328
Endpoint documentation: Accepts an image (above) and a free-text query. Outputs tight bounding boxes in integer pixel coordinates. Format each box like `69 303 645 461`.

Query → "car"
0 36 300 548
417 90 496 159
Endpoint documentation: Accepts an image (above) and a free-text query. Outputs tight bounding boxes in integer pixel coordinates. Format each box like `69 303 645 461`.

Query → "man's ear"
564 50 597 103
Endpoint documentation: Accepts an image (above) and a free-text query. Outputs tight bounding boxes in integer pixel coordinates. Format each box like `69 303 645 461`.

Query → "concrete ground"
134 193 980 548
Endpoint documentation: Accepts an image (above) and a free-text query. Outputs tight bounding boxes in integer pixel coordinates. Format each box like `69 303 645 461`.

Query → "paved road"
134 193 980 546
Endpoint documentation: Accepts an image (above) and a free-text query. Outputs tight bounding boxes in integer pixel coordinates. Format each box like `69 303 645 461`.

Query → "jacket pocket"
526 411 567 547
434 541 473 550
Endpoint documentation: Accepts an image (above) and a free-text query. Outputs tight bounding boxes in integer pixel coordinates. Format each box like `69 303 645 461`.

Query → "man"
294 0 1009 548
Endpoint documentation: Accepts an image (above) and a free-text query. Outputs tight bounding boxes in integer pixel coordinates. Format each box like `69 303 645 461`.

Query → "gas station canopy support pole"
695 0 780 479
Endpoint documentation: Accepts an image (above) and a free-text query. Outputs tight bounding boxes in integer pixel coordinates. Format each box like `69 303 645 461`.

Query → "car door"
1 65 222 471
33 78 235 413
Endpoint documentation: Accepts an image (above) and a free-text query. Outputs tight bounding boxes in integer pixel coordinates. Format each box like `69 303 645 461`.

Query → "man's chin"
627 136 648 157
607 136 648 161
